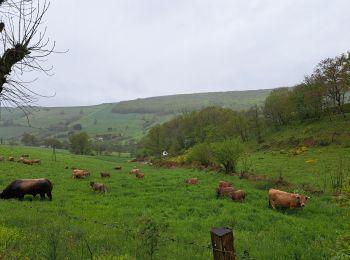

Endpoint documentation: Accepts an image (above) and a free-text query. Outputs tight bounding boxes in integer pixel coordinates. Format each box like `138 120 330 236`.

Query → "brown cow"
72 169 90 179
130 167 140 175
90 181 107 193
184 177 198 185
22 159 33 165
100 172 111 178
8 156 14 162
218 181 232 189
268 188 310 209
30 159 41 165
231 190 246 202
135 172 145 179
216 186 236 198
0 156 4 161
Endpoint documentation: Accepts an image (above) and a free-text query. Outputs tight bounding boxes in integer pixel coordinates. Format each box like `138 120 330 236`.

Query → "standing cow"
268 188 309 209
0 179 53 200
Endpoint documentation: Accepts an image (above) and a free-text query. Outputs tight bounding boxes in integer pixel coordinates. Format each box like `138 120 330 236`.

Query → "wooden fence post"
210 227 235 260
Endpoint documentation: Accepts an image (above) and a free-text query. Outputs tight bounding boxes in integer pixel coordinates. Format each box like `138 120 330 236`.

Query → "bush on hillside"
186 143 213 167
212 139 244 174
69 132 91 155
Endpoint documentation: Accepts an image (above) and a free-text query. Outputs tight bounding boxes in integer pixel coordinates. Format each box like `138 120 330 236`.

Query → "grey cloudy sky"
31 0 350 106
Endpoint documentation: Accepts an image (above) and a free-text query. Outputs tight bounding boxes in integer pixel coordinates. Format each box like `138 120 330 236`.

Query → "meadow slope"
0 145 348 259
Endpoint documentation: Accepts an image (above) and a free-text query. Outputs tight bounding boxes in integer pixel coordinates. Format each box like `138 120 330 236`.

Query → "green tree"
312 52 350 117
21 133 38 146
69 132 91 155
186 143 212 166
263 88 293 128
212 139 244 173
44 138 62 149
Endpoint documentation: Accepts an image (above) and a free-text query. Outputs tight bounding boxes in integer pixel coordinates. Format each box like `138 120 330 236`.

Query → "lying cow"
231 190 246 202
218 181 232 189
268 188 310 209
0 178 53 200
185 177 198 184
216 186 236 198
130 167 140 175
8 156 14 162
30 159 41 165
90 181 107 193
22 159 33 165
0 156 3 161
135 172 145 179
100 172 111 178
72 169 90 179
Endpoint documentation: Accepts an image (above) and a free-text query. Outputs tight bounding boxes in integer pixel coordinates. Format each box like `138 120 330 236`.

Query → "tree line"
138 51 350 158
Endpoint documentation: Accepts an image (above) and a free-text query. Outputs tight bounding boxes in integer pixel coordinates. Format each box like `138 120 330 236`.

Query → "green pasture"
0 145 348 259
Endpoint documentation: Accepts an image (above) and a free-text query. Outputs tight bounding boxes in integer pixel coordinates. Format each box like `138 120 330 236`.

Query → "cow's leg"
47 192 52 200
40 193 45 200
269 200 276 209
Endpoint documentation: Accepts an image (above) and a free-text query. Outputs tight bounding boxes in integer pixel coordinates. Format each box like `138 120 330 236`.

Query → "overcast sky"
29 0 350 106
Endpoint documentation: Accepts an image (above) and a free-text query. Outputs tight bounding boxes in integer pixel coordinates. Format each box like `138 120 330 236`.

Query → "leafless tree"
0 0 57 117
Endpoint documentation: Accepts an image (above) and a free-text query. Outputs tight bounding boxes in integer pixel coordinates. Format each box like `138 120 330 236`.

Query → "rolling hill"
0 89 271 142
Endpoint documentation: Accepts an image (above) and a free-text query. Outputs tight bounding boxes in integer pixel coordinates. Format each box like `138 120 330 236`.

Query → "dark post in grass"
210 227 235 260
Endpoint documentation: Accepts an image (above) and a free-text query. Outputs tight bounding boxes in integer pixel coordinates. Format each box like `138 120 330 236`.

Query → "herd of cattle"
0 154 310 209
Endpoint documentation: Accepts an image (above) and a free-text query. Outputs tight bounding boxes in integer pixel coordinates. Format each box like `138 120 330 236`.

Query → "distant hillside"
112 89 271 114
0 89 271 142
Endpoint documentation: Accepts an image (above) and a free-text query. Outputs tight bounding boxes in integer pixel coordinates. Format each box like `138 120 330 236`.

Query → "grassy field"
0 145 348 259
112 89 271 114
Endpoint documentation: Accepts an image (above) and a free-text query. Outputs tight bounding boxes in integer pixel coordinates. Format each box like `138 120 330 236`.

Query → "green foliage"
69 132 91 155
212 139 244 173
44 138 62 148
186 143 213 166
20 132 38 146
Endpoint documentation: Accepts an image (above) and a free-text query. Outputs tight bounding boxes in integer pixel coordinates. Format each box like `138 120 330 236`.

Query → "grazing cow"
231 190 246 202
268 188 310 209
130 167 140 175
100 172 111 178
21 154 29 158
72 169 90 179
8 156 14 162
184 177 198 185
90 181 107 193
216 186 236 198
135 172 145 179
30 159 41 165
114 166 122 170
0 178 53 200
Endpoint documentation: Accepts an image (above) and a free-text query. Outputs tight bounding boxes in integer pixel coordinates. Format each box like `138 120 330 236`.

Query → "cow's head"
296 195 310 207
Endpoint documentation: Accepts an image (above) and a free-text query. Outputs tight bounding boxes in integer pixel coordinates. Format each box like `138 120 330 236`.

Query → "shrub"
186 143 213 167
212 139 244 173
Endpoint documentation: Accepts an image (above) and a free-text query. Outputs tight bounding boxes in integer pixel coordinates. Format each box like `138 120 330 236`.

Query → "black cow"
0 179 53 200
